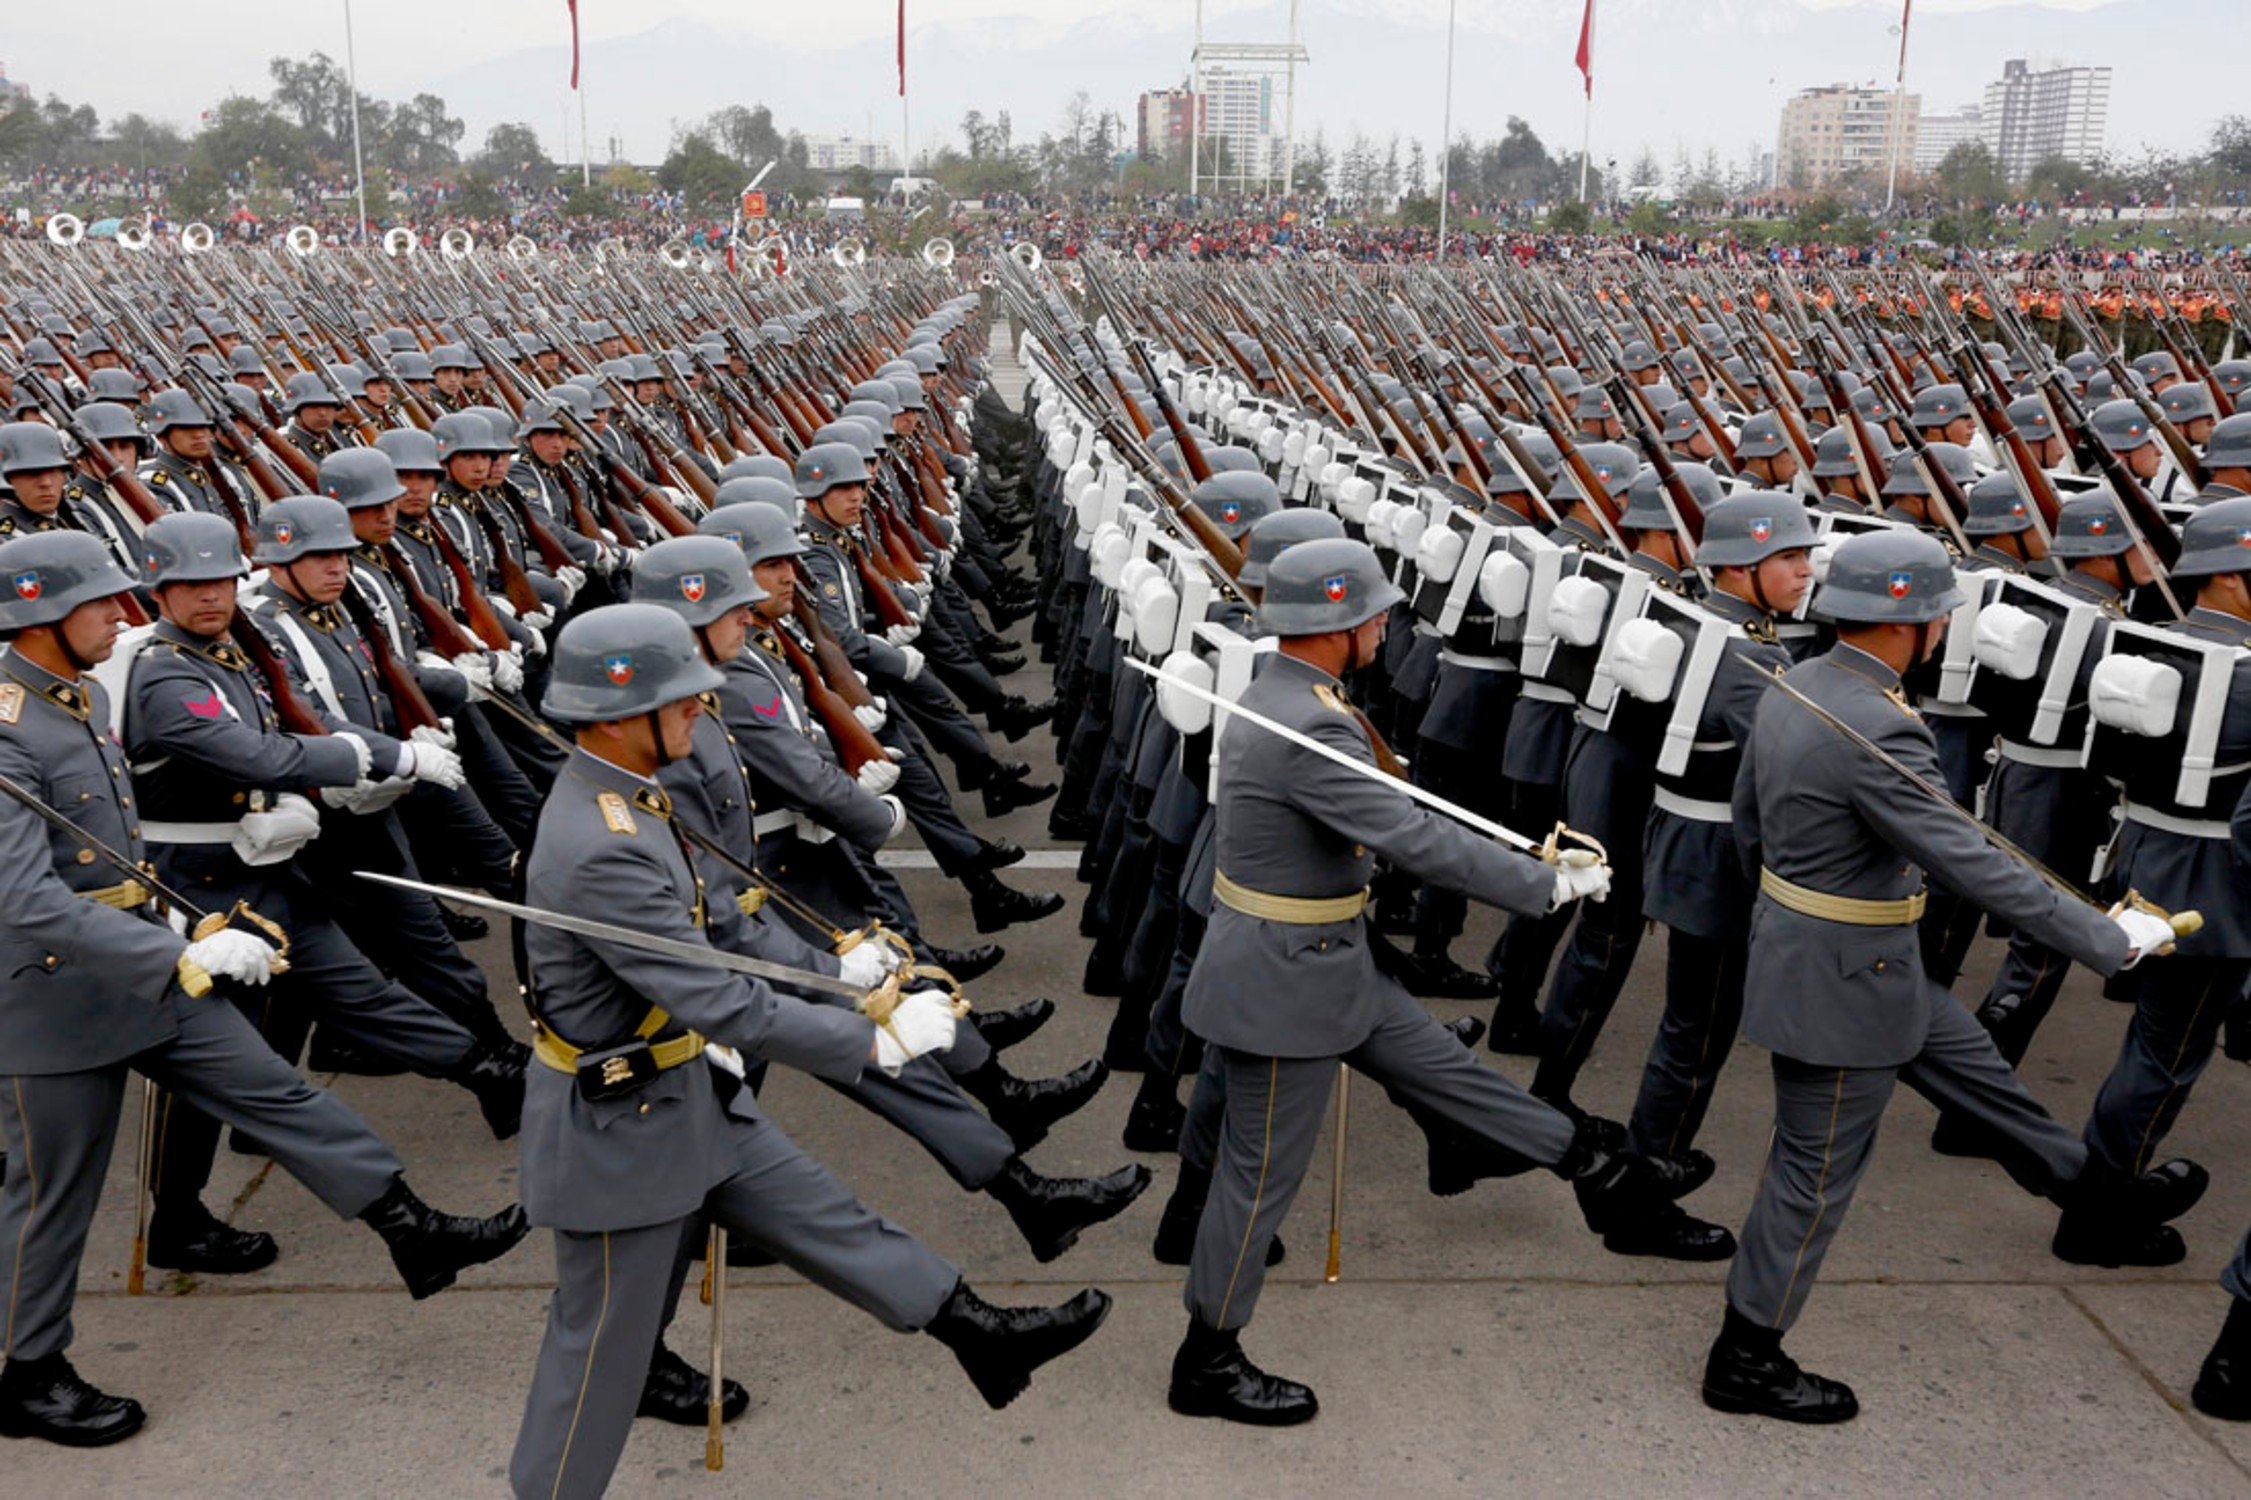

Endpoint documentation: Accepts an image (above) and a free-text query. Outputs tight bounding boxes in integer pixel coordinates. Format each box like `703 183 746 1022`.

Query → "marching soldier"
0 530 526 1447
1703 530 2196 1424
139 389 260 521
507 604 1110 1499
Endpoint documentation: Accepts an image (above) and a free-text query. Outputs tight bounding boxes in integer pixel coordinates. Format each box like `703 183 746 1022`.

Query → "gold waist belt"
1759 867 1927 927
531 1004 707 1075
79 878 152 910
1213 870 1369 925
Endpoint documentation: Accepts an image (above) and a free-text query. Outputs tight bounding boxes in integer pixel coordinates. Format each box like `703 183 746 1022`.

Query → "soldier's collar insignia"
1312 682 1352 715
632 786 671 818
597 789 638 836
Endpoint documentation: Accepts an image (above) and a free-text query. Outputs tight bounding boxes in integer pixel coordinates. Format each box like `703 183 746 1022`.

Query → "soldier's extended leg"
1484 776 1571 1051
1896 990 2085 1198
1627 931 1749 1177
1182 1050 1332 1335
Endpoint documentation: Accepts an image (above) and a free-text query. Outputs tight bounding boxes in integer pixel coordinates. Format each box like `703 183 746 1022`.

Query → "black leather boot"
0 1354 146 1447
980 775 1058 820
357 1176 530 1299
450 1039 529 1141
986 1157 1153 1263
1122 1071 1188 1153
638 1340 750 1425
973 998 1054 1053
925 1279 1112 1409
1701 1304 1858 1423
1394 948 1501 1000
1641 1148 1716 1202
2194 1296 2251 1421
988 695 1057 742
1564 1125 1735 1261
970 837 1027 872
2053 1158 2207 1267
967 875 1065 934
1484 997 1545 1055
146 1197 279 1275
924 943 1003 983
957 1056 1108 1154
1167 1320 1318 1426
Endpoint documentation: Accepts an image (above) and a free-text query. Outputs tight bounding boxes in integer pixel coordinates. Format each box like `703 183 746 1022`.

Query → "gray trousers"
1627 930 1747 1162
1727 990 2083 1333
1 987 401 1363
1186 997 1576 1332
820 1054 1015 1191
2082 955 2249 1178
509 1109 960 1500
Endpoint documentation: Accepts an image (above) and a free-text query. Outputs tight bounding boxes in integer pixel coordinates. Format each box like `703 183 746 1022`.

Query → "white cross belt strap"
1651 788 1733 824
140 820 243 844
1996 739 2085 769
2122 801 2232 840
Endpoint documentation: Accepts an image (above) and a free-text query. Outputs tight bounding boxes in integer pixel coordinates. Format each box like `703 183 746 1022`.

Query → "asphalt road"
14 327 2251 1498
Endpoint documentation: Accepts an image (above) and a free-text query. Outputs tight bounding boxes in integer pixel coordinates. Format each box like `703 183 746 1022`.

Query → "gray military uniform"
1724 644 2130 1332
1182 653 1571 1331
509 747 960 1500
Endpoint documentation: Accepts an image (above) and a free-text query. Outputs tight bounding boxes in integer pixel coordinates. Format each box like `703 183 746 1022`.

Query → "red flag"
897 0 907 97
1574 0 1595 99
567 0 581 91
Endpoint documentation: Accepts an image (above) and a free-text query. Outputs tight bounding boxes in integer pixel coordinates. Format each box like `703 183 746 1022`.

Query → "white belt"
752 809 837 846
2122 802 2231 840
1652 788 1733 824
1521 681 1575 704
1997 739 2083 769
1438 649 1517 672
1918 699 1981 718
141 820 242 844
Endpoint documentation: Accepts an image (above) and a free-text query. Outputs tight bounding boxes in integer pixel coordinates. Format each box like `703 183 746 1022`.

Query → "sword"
1123 658 1601 863
1763 668 2201 944
353 872 871 998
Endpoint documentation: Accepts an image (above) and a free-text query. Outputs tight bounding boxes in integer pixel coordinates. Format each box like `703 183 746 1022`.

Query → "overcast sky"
4 0 2221 176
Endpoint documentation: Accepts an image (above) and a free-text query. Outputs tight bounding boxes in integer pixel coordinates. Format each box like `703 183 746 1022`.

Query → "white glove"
2113 907 2177 969
836 942 896 990
1548 850 1612 910
449 651 496 699
555 564 587 606
852 700 887 732
490 597 517 619
180 927 278 989
331 730 373 781
414 650 450 675
896 644 925 682
885 621 921 647
410 719 458 752
871 988 958 1075
395 739 466 791
520 607 555 631
491 646 525 695
702 1042 746 1080
879 793 908 841
522 626 547 658
855 757 901 795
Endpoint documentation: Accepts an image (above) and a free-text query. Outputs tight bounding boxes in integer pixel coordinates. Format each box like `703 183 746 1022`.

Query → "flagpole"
1435 0 1457 264
1884 0 1911 214
1577 2 1594 201
342 0 368 243
899 0 911 195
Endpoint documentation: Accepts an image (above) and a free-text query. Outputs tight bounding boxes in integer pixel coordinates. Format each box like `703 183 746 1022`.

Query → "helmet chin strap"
644 710 675 771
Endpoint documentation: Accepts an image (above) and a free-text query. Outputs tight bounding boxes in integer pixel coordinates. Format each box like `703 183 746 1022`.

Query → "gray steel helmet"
629 535 767 628
282 371 342 414
1962 471 2036 536
1909 383 1971 429
720 455 795 486
699 501 805 564
146 388 212 435
2048 490 2134 558
141 511 247 586
252 495 357 564
375 427 443 474
885 376 926 413
2090 398 2156 453
626 353 663 383
1485 430 1560 498
2214 360 2251 400
839 400 898 439
1661 401 1702 443
542 603 727 725
1811 423 1894 477
392 350 435 382
1620 339 1659 373
1239 507 1346 589
1202 445 1262 475
2063 350 2102 378
0 422 69 476
74 401 146 448
2167 496 2251 581
2085 369 2128 404
225 346 267 377
712 476 798 513
1258 537 1405 636
1735 412 1789 461
1618 462 1723 531
1695 494 1819 568
318 448 405 511
0 531 136 630
431 411 510 461
429 343 475 372
325 364 367 401
812 419 881 462
1549 442 1638 506
85 368 142 403
551 383 597 421
1545 365 1583 400
2130 351 2181 385
2005 395 2057 443
2205 412 2251 473
382 327 418 354
1573 386 1617 422
1191 470 1281 542
904 345 944 374
794 442 869 499
2158 380 2217 426
1817 529 1964 624
1880 441 1978 498
466 407 516 450
515 397 566 437
1851 385 1897 426
848 380 903 413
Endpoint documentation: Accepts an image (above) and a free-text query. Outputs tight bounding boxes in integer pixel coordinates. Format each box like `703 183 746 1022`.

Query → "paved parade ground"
14 332 2251 1498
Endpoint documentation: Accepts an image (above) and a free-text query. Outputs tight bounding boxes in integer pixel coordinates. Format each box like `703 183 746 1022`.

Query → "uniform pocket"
1284 918 1361 961
1832 926 1918 981
584 1060 693 1132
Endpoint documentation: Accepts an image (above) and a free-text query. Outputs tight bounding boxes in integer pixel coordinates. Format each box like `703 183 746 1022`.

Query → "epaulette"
597 789 638 836
1311 682 1353 716
146 468 168 486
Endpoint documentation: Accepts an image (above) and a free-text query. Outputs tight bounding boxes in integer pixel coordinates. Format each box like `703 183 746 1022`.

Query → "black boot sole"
0 1407 147 1447
1167 1383 1320 1426
1700 1382 1859 1424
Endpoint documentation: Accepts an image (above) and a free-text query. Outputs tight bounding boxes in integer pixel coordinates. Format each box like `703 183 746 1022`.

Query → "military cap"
2089 399 2157 453
431 411 510 460
252 495 356 564
84 369 143 404
720 455 794 486
2167 496 2251 580
392 350 435 382
1239 508 1346 589
1880 441 1978 498
281 371 342 414
2004 395 2057 444
1734 412 1790 461
1962 471 2036 536
1909 383 1972 430
146 389 213 434
318 448 405 511
73 401 146 448
794 442 868 499
2205 412 2251 473
0 422 69 475
699 501 805 564
2048 490 2134 558
1190 470 1281 542
374 427 442 474
2129 351 2181 385
1617 462 1723 532
1549 442 1638 506
2157 381 2216 426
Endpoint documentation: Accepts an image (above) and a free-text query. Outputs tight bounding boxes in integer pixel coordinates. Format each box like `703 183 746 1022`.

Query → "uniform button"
42 955 57 969
77 791 91 802
76 849 95 865
120 796 131 807
1317 939 1328 951
232 792 247 805
637 1102 651 1116
1873 960 1887 973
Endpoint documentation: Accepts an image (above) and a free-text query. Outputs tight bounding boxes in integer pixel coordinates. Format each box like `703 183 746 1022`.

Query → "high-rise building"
798 135 901 173
1775 85 1919 190
1192 66 1277 184
1136 87 1196 163
1915 105 1985 172
1982 59 2109 179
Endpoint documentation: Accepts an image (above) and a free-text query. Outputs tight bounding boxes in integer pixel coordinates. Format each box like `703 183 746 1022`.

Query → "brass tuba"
382 226 419 258
45 212 84 247
829 239 868 270
506 234 538 261
179 222 216 255
285 224 321 257
116 216 153 251
920 237 955 270
1009 240 1043 272
660 239 694 270
439 227 475 260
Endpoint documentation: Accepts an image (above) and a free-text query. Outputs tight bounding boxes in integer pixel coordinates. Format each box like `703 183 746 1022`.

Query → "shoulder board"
597 789 638 836
146 468 168 485
1311 683 1353 716
0 682 22 726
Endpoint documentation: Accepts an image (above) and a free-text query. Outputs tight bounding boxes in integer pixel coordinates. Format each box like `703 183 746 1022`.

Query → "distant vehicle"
893 176 938 204
823 197 866 223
